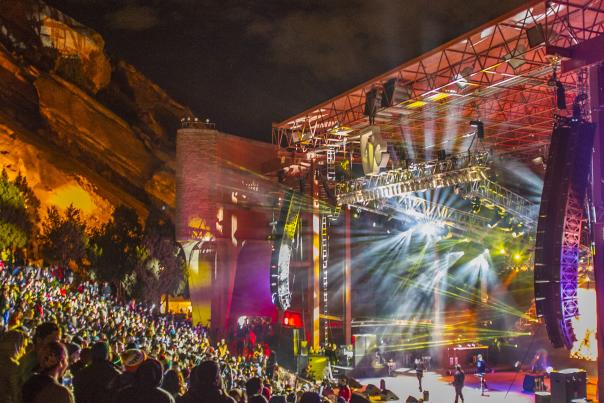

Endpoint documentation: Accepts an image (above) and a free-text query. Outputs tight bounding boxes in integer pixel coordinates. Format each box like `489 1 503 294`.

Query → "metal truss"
273 0 604 163
559 180 583 348
394 195 492 233
460 179 538 226
351 194 492 236
336 152 489 205
320 215 329 344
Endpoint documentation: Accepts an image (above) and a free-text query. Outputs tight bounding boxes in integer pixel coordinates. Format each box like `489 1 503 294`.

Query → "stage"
357 370 595 402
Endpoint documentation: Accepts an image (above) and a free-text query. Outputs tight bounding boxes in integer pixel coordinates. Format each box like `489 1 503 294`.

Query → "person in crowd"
453 364 465 403
246 376 268 402
112 348 146 391
73 341 121 403
299 391 322 403
162 368 185 399
112 358 173 403
22 341 74 403
179 360 236 403
70 347 92 376
0 329 28 403
228 388 245 403
337 377 351 402
20 321 61 384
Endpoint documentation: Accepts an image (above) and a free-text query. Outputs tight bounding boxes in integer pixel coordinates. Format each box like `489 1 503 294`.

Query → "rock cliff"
0 0 191 223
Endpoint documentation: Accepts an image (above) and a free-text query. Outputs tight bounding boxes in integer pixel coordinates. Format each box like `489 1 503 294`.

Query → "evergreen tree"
40 205 88 268
0 170 29 258
91 205 143 296
133 208 185 304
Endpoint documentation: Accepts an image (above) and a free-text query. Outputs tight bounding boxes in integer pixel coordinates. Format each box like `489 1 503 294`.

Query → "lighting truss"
351 195 490 236
459 179 538 228
336 152 489 206
394 195 490 233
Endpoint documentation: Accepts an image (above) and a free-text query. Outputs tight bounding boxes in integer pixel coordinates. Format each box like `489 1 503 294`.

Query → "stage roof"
273 0 604 162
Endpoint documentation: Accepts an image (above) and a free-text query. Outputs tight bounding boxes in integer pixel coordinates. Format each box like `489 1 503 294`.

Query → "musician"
453 364 465 403
476 354 488 395
414 357 425 392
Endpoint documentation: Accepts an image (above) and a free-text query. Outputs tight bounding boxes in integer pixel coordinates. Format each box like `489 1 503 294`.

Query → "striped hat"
121 349 147 372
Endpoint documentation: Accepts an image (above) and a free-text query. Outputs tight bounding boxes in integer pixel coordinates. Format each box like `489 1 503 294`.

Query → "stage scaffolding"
271 3 604 396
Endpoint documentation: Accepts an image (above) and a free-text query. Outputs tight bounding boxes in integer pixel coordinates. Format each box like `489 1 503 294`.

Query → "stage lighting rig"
336 151 489 206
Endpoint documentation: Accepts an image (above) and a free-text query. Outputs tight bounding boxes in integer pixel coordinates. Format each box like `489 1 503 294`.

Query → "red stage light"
282 310 303 328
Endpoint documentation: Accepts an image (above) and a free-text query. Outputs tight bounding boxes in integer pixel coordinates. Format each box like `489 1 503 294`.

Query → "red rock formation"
0 0 192 222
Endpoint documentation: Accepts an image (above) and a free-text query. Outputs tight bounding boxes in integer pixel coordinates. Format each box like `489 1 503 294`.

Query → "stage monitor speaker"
351 393 370 403
405 397 419 403
365 384 381 396
550 369 587 403
535 391 552 403
381 389 399 401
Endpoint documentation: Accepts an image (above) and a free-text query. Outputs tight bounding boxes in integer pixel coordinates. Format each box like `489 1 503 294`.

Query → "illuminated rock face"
0 0 191 222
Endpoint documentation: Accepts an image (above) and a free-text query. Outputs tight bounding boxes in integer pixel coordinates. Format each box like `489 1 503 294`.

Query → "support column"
590 64 604 401
344 207 352 346
311 173 321 349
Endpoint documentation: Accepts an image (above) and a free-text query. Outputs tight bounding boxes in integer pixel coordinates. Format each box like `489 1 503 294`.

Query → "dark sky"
47 0 527 142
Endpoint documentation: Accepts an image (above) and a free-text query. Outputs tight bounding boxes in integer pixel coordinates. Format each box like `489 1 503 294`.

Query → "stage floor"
358 370 540 402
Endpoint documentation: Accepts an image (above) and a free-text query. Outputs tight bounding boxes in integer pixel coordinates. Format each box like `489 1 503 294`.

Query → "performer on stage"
453 364 465 403
414 357 425 392
476 354 488 396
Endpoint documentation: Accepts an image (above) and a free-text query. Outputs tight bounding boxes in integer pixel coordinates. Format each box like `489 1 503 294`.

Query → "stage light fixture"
470 120 484 139
471 196 482 213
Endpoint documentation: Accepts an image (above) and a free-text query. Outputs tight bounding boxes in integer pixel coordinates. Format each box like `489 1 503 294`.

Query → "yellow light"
426 92 450 101
406 100 427 109
513 253 522 262
499 248 506 255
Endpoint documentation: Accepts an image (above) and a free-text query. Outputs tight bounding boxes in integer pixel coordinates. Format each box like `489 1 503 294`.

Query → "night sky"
48 0 526 142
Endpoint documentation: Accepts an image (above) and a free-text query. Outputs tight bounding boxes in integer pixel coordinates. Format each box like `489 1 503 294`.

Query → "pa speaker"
527 24 545 48
550 369 587 403
381 78 412 107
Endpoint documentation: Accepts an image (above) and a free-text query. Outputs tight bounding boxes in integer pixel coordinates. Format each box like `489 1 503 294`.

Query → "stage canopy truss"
273 0 604 164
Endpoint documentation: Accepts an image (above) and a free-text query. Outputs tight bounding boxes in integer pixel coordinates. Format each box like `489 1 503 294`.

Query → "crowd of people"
0 265 352 403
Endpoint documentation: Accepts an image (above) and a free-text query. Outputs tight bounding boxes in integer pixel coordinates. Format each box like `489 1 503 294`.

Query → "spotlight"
513 253 522 262
499 248 506 255
470 120 484 139
415 222 443 237
483 248 490 254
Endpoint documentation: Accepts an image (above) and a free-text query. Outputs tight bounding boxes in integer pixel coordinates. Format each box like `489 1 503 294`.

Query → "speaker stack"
534 120 595 348
550 369 587 403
